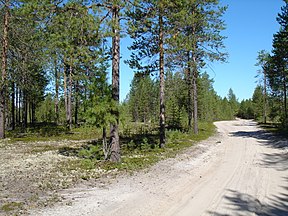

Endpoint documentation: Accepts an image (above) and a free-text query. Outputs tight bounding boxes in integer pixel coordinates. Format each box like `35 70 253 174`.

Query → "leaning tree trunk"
109 5 121 162
159 11 165 148
0 0 9 139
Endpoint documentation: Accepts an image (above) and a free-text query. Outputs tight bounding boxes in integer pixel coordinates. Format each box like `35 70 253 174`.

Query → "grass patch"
1 202 23 212
6 125 101 143
259 122 288 138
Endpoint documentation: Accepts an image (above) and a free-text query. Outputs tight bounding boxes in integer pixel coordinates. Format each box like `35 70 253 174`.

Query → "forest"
0 0 287 164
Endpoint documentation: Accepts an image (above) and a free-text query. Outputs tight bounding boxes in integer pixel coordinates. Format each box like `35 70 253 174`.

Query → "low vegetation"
0 121 215 215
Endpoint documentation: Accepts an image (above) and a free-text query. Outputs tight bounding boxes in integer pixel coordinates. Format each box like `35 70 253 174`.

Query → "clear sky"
117 0 285 102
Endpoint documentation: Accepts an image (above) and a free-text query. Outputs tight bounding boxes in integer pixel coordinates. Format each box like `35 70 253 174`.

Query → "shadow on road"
230 128 288 171
207 184 288 216
208 124 288 215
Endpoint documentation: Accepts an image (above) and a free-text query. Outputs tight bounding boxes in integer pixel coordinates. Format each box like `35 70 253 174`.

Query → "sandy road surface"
31 119 288 216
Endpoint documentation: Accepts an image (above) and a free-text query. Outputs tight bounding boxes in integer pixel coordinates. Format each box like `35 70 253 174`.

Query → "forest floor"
1 119 288 215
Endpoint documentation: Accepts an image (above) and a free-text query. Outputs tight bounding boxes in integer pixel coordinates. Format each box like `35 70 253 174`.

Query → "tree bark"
159 10 165 148
186 52 192 131
15 86 18 125
283 71 287 127
0 0 9 138
68 65 73 130
22 91 27 129
109 5 121 162
192 55 199 134
63 63 72 130
63 64 68 128
103 126 108 160
263 68 267 124
74 80 79 127
54 57 59 124
11 81 15 130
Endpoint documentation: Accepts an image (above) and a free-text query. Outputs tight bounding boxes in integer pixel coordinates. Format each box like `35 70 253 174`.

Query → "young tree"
227 88 239 117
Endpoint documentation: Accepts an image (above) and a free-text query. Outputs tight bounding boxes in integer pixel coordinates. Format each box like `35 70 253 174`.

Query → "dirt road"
31 119 288 216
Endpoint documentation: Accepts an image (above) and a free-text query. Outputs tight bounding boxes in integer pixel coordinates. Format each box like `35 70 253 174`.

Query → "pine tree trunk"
192 56 199 134
54 58 59 124
74 80 79 127
263 69 267 124
68 65 73 130
109 5 121 162
31 102 36 124
186 52 192 130
0 0 9 139
63 63 71 130
283 73 287 127
159 12 165 148
11 81 15 130
103 126 108 160
22 91 27 130
15 86 18 125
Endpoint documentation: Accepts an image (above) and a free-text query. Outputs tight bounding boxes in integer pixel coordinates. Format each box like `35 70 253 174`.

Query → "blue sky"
117 0 284 102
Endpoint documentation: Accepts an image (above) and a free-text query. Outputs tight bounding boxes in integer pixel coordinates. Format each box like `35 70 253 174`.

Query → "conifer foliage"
241 1 288 127
0 0 231 162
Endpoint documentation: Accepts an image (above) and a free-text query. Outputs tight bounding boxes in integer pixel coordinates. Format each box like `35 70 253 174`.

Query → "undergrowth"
57 122 216 178
5 122 216 181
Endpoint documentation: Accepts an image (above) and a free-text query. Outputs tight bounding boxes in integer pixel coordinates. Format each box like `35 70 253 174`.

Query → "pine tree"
127 0 176 147
167 0 227 134
0 0 9 138
268 0 288 126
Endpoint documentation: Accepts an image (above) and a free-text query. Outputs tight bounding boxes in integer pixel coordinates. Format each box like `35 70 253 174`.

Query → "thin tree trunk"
15 86 18 125
63 64 69 129
192 56 199 134
68 65 73 130
18 88 21 125
191 6 198 135
11 81 15 130
283 73 287 127
54 58 59 124
22 91 27 129
32 102 36 124
0 0 9 138
186 52 192 130
109 5 121 162
103 126 108 160
29 102 32 124
159 11 165 148
74 80 79 127
263 68 267 124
